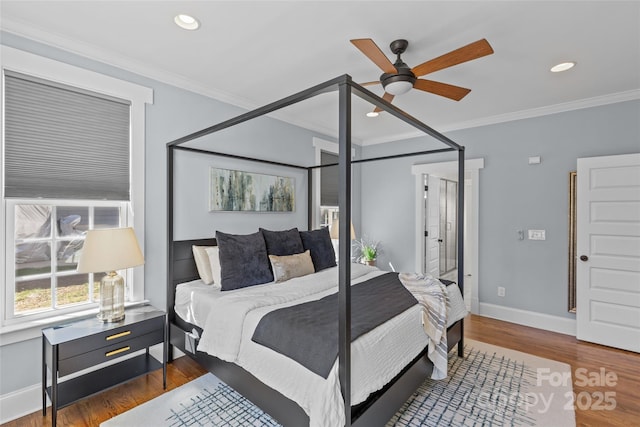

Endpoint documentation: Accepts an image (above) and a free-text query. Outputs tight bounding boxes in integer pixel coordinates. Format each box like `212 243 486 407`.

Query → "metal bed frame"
166 74 465 426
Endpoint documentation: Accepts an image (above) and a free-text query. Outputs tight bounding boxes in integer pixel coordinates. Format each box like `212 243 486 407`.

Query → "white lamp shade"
330 219 356 240
77 227 144 273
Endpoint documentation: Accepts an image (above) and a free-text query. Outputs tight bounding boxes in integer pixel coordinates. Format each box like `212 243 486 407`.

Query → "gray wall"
361 99 640 319
0 33 338 396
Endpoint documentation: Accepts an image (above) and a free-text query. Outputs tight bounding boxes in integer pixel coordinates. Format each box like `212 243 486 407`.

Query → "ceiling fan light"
384 80 413 96
550 61 576 72
366 111 379 118
174 14 200 30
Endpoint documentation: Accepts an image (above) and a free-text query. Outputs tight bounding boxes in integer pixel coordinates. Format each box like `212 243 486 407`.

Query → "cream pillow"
192 245 214 285
205 246 222 286
269 250 315 283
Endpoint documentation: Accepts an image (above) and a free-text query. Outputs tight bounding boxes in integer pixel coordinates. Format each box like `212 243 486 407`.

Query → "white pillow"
205 246 222 286
192 245 214 285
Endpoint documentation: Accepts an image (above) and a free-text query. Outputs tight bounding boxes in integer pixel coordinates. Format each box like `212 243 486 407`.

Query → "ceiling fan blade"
351 39 397 74
411 38 494 77
359 81 381 87
373 92 395 113
414 79 471 101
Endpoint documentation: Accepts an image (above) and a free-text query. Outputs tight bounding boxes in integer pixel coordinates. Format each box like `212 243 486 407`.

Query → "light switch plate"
528 229 546 240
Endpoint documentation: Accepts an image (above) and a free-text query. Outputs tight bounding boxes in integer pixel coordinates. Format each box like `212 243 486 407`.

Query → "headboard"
167 238 216 320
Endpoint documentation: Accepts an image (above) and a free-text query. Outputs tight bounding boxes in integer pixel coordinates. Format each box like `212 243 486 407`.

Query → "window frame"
312 137 339 228
0 46 152 341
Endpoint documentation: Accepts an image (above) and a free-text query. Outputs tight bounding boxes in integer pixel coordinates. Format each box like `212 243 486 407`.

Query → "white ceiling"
1 1 639 144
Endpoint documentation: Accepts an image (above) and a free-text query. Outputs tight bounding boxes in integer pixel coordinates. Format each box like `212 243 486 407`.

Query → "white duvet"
175 264 467 427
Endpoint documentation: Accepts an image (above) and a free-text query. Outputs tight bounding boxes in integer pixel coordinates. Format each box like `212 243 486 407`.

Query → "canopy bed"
166 74 466 427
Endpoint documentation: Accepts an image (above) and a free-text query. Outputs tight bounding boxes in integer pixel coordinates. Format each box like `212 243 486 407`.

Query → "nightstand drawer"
58 329 164 376
58 316 164 360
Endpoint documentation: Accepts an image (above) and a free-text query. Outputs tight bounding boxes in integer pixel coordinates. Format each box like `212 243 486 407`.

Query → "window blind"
320 151 338 206
4 71 131 200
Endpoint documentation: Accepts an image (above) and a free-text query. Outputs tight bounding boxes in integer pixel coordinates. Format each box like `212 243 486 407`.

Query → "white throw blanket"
398 272 449 380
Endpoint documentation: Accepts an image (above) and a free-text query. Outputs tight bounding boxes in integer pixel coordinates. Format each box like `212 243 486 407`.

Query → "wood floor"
5 314 639 426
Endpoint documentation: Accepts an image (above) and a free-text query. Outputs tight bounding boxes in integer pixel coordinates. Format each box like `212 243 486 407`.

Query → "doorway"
439 178 458 279
412 158 484 313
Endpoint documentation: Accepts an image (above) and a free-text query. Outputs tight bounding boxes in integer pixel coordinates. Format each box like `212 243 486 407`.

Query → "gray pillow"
299 227 336 272
260 227 304 256
216 230 273 291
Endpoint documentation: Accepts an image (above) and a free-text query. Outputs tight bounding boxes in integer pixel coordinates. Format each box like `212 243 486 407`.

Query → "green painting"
209 168 295 212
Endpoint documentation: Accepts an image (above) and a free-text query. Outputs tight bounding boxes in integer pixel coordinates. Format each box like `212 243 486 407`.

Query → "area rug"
101 340 575 427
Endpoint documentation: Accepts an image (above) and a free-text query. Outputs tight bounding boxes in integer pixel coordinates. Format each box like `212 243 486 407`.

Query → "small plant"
353 237 380 264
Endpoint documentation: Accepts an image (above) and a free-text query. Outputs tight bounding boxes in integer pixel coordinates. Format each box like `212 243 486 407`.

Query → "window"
320 151 339 228
313 138 341 228
1 47 151 329
9 202 126 317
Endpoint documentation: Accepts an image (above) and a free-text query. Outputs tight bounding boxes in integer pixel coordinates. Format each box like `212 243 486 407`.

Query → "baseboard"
478 302 576 336
0 383 43 424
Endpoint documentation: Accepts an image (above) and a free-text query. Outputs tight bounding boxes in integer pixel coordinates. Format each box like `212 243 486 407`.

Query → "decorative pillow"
205 246 222 286
215 230 274 291
269 250 315 283
260 227 304 256
192 245 214 285
299 227 337 272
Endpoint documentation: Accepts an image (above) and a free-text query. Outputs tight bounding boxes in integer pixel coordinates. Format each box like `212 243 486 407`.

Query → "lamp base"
98 271 125 322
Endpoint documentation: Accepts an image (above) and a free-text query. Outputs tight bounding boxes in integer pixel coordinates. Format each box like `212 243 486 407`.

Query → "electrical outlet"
498 286 506 297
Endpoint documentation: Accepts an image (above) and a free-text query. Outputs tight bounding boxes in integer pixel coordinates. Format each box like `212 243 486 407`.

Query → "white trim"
312 137 356 229
478 303 577 336
412 158 484 314
360 89 640 145
0 382 41 424
0 46 152 333
0 300 148 345
312 137 338 229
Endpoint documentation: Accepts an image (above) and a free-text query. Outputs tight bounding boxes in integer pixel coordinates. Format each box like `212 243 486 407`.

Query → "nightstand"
42 305 166 427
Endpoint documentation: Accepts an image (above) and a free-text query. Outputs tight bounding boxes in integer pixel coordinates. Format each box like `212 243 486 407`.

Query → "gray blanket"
251 272 418 378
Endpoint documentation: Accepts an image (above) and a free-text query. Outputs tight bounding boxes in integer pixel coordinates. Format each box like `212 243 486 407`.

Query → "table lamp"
77 227 144 322
330 219 355 240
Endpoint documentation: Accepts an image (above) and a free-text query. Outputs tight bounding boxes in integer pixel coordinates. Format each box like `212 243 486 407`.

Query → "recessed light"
366 111 379 118
550 62 576 73
174 14 200 30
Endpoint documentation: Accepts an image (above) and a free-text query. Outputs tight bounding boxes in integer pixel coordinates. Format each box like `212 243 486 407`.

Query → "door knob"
580 255 589 261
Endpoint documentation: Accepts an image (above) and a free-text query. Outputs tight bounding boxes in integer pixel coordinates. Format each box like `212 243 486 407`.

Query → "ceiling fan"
351 38 494 112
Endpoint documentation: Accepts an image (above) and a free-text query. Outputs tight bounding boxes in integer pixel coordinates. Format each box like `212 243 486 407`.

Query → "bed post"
338 77 353 427
166 144 175 361
457 147 465 358
307 168 313 230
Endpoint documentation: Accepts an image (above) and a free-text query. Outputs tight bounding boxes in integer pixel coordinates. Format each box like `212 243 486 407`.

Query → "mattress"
174 264 467 427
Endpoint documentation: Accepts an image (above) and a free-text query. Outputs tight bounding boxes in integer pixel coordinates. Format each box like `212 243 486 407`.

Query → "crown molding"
360 89 640 145
1 18 352 143
3 18 638 148
1 18 258 110
437 89 640 134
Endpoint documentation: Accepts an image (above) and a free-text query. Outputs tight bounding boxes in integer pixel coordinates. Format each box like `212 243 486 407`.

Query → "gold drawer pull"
106 346 131 357
106 331 131 341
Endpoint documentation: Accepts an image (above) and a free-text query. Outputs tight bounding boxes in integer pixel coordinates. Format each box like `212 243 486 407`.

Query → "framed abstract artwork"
209 167 295 212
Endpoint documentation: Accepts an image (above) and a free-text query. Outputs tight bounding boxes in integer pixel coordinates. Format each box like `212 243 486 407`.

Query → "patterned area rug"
101 340 575 427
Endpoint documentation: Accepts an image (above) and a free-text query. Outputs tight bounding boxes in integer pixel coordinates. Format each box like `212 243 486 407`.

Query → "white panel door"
425 175 441 277
576 153 640 352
